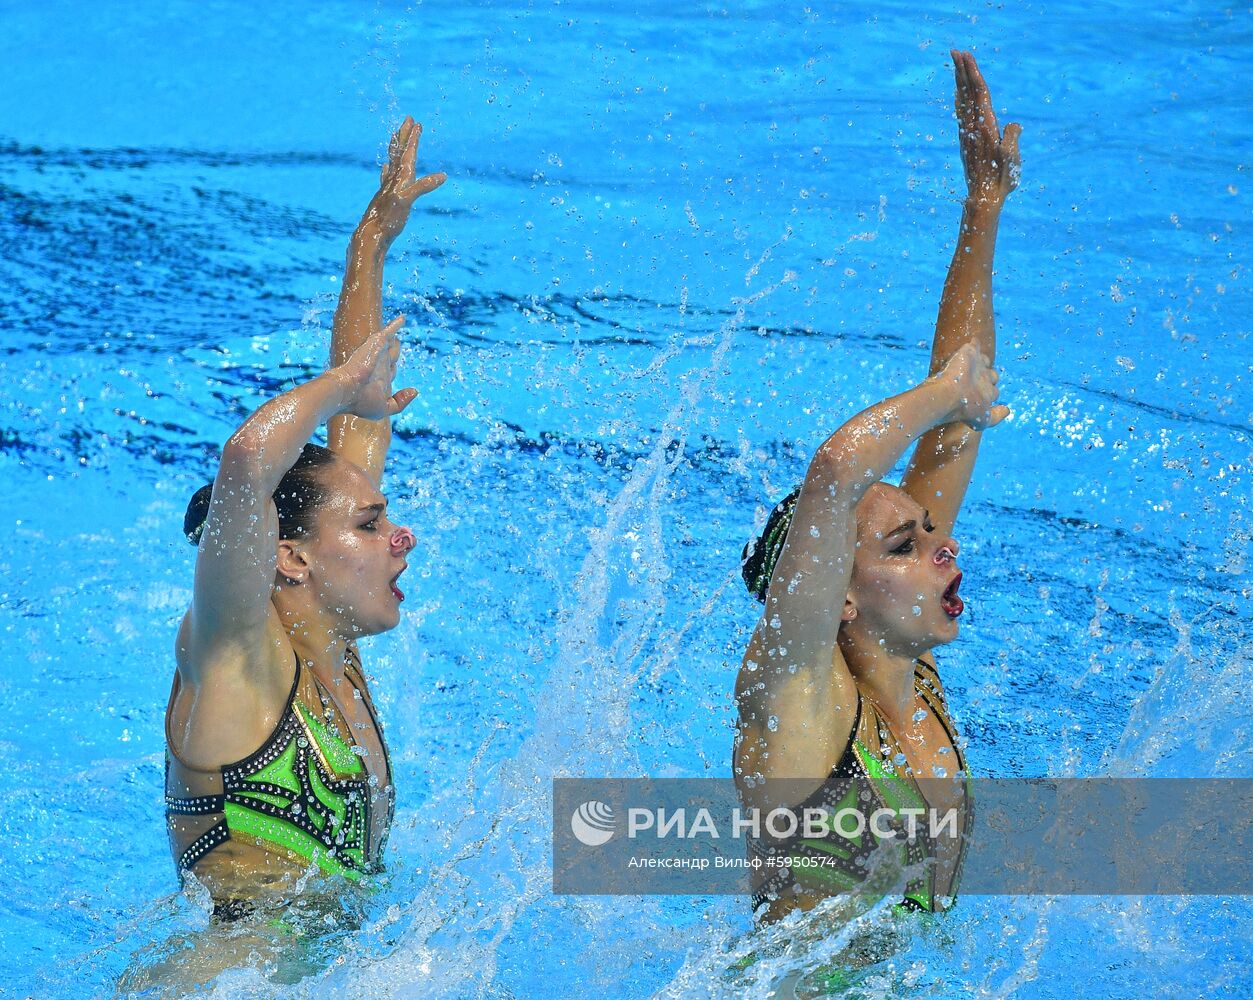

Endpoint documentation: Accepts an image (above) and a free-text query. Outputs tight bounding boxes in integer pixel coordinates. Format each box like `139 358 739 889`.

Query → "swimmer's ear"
275 540 310 587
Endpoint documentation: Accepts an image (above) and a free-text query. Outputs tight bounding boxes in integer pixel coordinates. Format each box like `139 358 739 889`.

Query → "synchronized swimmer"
734 50 1020 920
165 118 444 914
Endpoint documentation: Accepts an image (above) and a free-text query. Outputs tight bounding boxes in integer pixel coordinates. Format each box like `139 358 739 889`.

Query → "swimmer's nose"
933 543 958 566
389 526 416 556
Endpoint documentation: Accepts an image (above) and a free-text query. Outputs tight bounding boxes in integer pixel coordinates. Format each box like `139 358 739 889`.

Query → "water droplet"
912 605 922 616
894 752 907 766
912 708 928 723
766 715 779 732
932 766 948 779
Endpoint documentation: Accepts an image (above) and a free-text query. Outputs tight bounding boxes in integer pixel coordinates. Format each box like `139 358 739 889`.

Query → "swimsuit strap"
343 646 385 741
177 820 230 871
342 643 395 834
165 792 224 815
913 658 966 773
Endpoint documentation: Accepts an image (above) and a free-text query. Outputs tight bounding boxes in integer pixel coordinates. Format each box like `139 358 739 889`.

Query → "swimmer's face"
845 484 963 655
290 459 413 637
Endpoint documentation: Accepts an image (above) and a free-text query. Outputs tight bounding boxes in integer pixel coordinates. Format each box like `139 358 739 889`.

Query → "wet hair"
183 443 341 546
741 485 801 603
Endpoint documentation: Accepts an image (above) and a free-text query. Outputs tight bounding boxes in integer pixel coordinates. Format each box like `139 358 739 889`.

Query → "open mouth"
939 572 963 618
390 567 407 603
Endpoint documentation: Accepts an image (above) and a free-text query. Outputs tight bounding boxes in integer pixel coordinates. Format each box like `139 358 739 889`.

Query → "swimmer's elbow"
806 442 863 505
218 434 272 487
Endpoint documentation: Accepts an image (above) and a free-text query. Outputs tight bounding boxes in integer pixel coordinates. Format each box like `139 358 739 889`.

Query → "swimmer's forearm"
332 223 388 365
932 198 1002 371
327 222 394 473
811 378 963 505
224 373 352 492
904 198 1003 509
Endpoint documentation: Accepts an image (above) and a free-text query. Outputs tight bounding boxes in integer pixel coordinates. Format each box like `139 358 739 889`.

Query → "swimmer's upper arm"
184 439 283 670
735 630 859 813
734 451 862 810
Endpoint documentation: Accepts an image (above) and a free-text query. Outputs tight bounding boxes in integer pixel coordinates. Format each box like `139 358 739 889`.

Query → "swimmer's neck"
273 600 351 685
839 637 921 733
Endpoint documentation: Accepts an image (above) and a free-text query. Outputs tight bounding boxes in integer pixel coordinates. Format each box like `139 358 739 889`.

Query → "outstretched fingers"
403 170 447 200
389 386 418 415
954 50 998 134
386 121 446 203
388 116 414 164
1002 121 1023 162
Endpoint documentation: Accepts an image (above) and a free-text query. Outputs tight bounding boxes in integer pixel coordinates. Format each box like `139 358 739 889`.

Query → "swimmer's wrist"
961 197 1003 227
320 367 357 414
920 372 965 425
352 218 392 260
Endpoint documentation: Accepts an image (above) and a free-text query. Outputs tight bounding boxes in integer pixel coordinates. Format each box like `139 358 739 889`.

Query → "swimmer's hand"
362 116 446 248
952 50 1021 208
934 342 1009 430
333 315 417 420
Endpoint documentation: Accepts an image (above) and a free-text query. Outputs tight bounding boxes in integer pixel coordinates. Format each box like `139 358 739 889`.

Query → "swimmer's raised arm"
328 116 446 487
185 318 413 675
735 345 1006 808
902 50 1020 537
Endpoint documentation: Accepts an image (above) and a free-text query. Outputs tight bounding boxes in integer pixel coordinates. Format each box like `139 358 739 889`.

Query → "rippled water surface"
1 1 1249 997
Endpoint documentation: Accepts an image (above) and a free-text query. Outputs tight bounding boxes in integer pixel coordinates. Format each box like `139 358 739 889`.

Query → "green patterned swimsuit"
165 649 394 885
748 659 970 913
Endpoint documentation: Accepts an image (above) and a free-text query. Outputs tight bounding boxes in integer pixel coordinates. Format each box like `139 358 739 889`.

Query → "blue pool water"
1 1 1249 996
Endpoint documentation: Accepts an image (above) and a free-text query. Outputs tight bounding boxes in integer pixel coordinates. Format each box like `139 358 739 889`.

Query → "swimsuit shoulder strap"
913 657 965 773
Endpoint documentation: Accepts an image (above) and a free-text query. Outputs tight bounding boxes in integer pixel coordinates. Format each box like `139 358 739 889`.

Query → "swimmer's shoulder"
173 606 295 706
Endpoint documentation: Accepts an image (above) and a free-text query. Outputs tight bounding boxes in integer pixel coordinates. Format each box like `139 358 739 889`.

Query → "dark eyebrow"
885 519 916 540
356 502 386 516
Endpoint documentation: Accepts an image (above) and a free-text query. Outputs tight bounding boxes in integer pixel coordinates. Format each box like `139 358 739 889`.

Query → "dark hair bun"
182 442 340 547
741 485 801 603
184 484 214 546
